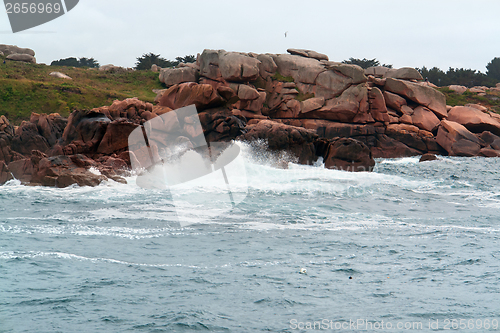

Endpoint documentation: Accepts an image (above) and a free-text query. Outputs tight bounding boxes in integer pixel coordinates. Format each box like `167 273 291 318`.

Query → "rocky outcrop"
159 67 198 86
0 44 35 57
238 120 319 165
323 137 375 171
99 64 129 73
8 152 112 187
190 49 462 159
448 85 467 94
6 53 36 63
287 48 329 61
435 120 483 156
384 67 423 81
0 160 13 185
3 48 500 187
419 153 438 162
159 82 224 111
384 78 447 118
447 106 500 135
49 72 72 80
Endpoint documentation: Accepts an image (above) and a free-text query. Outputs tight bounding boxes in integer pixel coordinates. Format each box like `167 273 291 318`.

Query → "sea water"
1 147 500 332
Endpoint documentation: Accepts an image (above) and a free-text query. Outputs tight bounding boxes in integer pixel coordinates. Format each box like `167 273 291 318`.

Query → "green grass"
0 57 165 124
271 72 294 83
294 88 315 102
438 87 500 113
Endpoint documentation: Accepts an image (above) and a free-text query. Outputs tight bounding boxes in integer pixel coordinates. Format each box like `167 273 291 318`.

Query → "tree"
50 57 99 68
78 57 99 68
175 55 196 64
418 66 447 86
342 57 392 69
486 57 500 81
135 53 197 70
135 53 174 70
417 66 497 87
51 57 79 67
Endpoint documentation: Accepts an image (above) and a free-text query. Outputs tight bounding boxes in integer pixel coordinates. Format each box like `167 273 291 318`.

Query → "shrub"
51 57 99 68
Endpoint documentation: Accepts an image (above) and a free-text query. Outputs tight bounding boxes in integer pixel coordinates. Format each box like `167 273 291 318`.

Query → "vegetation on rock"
486 57 500 81
0 57 164 123
342 57 392 69
418 66 497 87
438 87 500 113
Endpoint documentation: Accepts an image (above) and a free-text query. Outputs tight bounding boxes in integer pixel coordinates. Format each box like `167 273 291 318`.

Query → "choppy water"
1 148 500 332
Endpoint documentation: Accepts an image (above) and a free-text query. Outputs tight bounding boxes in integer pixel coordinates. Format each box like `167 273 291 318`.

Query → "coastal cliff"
2 48 500 187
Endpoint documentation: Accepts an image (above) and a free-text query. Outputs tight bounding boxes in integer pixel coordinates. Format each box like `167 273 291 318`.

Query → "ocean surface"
1 146 500 332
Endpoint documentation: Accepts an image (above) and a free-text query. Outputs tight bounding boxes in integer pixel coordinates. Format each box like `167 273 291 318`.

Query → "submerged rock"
419 153 438 162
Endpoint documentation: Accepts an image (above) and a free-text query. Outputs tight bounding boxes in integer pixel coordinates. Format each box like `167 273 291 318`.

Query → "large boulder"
435 120 483 156
287 48 329 61
480 131 500 150
7 158 34 183
324 137 375 172
383 91 407 112
11 121 50 155
49 72 72 80
29 113 67 147
385 124 427 152
314 70 355 99
365 66 391 77
237 84 260 100
384 67 423 81
272 54 325 84
301 97 325 114
159 67 198 86
0 138 13 163
6 53 36 63
61 110 110 150
199 49 223 81
323 62 367 85
371 134 422 158
198 108 246 142
448 85 467 94
384 78 447 118
0 115 14 136
34 155 107 187
219 51 261 82
0 160 13 185
257 54 278 79
97 121 139 155
300 84 369 122
297 120 379 140
368 87 390 122
447 106 500 135
238 120 319 165
411 106 440 132
99 64 128 73
158 82 224 111
0 44 35 56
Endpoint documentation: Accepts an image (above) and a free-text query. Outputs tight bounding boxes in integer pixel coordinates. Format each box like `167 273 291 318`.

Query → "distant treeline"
134 53 196 70
417 65 499 87
343 57 500 88
50 57 99 68
49 54 500 88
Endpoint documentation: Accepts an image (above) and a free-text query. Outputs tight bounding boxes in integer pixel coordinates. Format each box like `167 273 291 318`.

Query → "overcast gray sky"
1 0 499 72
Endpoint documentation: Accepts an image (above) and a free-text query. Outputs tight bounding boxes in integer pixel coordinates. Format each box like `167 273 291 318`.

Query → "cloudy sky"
1 0 499 72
